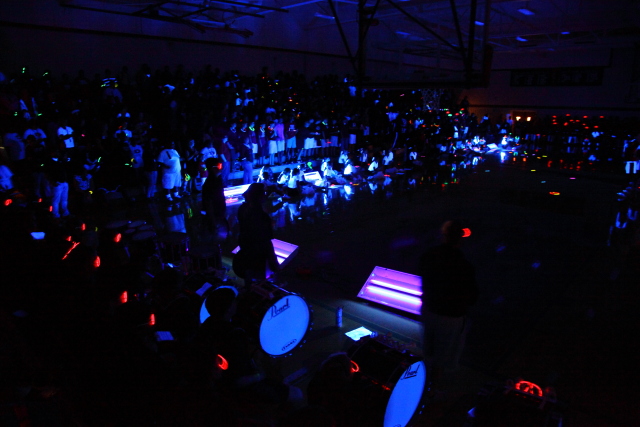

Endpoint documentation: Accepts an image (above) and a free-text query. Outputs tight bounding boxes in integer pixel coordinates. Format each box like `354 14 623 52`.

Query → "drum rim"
383 360 427 427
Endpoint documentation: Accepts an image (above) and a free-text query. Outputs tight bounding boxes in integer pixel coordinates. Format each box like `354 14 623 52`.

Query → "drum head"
384 360 427 427
132 230 157 241
129 220 146 229
106 219 129 229
259 294 310 356
200 286 239 324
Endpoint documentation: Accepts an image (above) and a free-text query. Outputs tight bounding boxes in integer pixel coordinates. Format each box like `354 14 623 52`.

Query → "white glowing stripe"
365 286 422 306
369 278 422 296
232 239 298 265
224 184 252 197
272 239 298 253
304 171 322 182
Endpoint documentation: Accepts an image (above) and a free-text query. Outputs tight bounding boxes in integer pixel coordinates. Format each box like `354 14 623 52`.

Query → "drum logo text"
402 364 420 380
270 298 290 319
282 338 297 351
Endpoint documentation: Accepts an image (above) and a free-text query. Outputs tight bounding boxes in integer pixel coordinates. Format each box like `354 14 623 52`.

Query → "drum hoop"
349 337 420 388
383 360 427 427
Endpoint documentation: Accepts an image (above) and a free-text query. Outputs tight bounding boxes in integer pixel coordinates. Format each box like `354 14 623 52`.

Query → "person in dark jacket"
419 220 478 393
234 183 279 283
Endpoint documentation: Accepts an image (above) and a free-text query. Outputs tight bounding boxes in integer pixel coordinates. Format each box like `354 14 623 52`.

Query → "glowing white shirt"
158 149 181 174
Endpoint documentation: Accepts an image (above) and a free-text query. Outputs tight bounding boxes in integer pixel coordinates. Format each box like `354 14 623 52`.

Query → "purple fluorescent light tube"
365 286 422 306
369 278 422 296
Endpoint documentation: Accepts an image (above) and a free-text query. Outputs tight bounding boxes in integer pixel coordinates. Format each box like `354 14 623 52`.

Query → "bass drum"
348 337 427 427
238 281 312 357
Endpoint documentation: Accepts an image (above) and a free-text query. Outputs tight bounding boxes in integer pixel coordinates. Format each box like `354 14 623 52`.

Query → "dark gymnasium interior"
1 0 639 426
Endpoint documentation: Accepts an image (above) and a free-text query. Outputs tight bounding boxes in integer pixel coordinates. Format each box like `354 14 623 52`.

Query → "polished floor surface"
98 153 638 426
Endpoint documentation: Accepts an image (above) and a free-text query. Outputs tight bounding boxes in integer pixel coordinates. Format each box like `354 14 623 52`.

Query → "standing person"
234 183 279 284
256 122 268 167
226 122 240 170
57 118 75 152
201 158 226 228
275 118 286 164
198 138 217 189
285 118 298 163
142 140 159 199
217 136 231 187
157 141 182 202
45 149 72 218
201 157 227 268
266 121 278 166
419 220 478 395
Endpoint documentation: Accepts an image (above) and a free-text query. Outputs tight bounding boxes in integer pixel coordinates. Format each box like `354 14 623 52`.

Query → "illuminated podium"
357 266 422 316
232 238 299 267
223 183 251 206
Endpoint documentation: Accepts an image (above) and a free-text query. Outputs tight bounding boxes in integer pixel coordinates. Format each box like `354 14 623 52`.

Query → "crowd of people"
3 64 638 216
1 62 640 425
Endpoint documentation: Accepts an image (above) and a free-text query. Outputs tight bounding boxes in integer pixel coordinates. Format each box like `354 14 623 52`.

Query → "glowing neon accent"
38 198 42 203
149 313 155 326
66 236 72 241
120 291 128 304
462 228 472 237
200 300 210 323
350 360 360 373
549 192 560 196
49 206 53 212
366 286 422 306
223 183 251 197
4 199 11 206
369 279 422 296
514 380 543 397
216 354 229 370
114 233 122 243
81 223 86 231
232 239 298 266
358 267 423 315
61 241 80 260
93 256 101 268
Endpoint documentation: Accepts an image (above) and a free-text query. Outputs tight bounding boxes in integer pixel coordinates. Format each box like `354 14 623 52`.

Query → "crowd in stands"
1 62 640 426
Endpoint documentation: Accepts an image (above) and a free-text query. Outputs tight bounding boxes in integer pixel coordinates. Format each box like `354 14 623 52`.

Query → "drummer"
236 183 279 284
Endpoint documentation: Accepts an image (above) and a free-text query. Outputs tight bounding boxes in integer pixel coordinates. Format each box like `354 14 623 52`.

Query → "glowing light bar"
514 380 543 397
232 239 298 267
224 183 251 197
357 267 422 315
61 241 80 260
120 291 128 304
149 313 156 326
517 8 535 15
216 354 229 370
304 171 323 183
